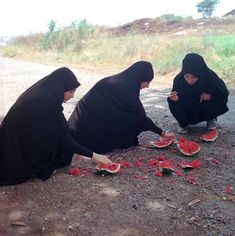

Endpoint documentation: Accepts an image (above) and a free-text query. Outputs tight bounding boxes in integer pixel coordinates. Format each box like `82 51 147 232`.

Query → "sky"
0 0 234 37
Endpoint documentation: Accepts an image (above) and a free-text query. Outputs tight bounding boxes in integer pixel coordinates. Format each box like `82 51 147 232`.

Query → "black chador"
68 61 163 153
167 53 229 128
0 68 92 186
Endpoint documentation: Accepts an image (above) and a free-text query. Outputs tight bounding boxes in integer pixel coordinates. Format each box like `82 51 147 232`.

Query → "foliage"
42 19 94 51
2 46 17 57
157 14 184 22
196 0 220 18
202 34 235 79
1 18 234 86
48 20 57 33
70 19 94 38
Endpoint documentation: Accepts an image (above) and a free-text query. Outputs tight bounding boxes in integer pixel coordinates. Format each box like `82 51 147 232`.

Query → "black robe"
0 67 92 186
167 53 229 127
68 61 163 153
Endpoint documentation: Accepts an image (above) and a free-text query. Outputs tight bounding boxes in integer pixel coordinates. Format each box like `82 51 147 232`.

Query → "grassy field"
1 18 235 87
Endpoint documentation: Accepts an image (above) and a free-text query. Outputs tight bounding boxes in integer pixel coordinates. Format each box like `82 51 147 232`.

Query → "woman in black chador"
0 67 111 186
68 61 173 153
167 53 229 134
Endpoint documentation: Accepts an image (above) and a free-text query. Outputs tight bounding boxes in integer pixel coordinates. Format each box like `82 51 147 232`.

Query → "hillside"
1 15 234 88
108 16 235 36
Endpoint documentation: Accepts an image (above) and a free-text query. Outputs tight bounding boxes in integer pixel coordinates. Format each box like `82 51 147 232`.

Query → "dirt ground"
0 58 235 236
107 17 235 36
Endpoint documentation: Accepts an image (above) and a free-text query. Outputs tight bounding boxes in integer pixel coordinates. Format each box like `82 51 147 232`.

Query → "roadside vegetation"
0 16 235 87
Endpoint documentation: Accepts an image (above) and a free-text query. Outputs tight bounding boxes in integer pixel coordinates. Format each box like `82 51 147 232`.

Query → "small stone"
132 204 137 210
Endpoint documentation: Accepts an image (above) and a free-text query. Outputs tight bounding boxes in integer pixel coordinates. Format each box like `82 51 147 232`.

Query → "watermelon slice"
177 137 200 156
149 135 175 148
200 129 218 142
95 163 121 175
180 161 194 169
159 161 174 174
181 160 202 169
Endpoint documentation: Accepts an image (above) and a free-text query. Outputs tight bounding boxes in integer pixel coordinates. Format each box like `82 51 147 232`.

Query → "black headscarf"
115 60 154 96
171 53 229 102
16 67 80 109
68 61 154 153
182 53 207 79
0 67 80 185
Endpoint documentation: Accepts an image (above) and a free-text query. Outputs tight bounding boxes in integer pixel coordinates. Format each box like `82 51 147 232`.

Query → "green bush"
41 19 94 51
2 47 17 57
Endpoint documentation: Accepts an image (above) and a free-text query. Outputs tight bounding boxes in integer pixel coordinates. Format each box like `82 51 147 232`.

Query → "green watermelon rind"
159 167 174 174
95 169 113 175
159 161 175 174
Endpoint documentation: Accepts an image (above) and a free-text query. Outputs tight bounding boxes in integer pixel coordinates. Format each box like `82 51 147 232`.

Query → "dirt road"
0 58 234 236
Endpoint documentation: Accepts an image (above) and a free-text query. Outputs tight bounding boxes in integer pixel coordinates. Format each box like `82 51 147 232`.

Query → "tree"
196 0 220 18
47 20 57 33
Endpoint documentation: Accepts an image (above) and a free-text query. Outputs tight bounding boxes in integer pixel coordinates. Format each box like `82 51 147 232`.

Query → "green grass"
202 35 235 80
0 25 234 87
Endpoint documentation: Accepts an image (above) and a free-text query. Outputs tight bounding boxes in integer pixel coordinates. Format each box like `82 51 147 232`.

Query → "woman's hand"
168 91 179 101
199 93 211 102
161 131 175 138
92 153 112 164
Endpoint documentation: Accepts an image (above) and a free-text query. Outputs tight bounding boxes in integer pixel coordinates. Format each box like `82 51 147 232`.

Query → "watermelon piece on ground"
200 129 218 142
177 137 200 156
159 161 174 174
149 135 175 148
180 161 194 169
95 163 121 175
181 160 202 169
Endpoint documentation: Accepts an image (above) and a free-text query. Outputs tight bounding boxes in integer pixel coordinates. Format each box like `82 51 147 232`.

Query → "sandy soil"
0 58 234 236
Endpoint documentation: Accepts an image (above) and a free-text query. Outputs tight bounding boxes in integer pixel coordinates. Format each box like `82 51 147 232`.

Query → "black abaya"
167 53 229 127
0 67 92 186
68 61 163 153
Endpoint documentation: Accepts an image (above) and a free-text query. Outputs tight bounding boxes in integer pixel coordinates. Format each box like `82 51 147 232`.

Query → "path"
0 57 234 236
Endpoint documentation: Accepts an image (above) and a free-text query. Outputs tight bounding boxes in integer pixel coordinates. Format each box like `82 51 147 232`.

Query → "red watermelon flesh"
200 129 218 142
95 163 121 174
180 161 193 169
149 135 175 148
159 161 174 174
177 137 200 156
181 160 202 169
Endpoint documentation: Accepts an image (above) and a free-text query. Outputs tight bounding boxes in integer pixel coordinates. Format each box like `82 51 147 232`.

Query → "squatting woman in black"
167 53 229 134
